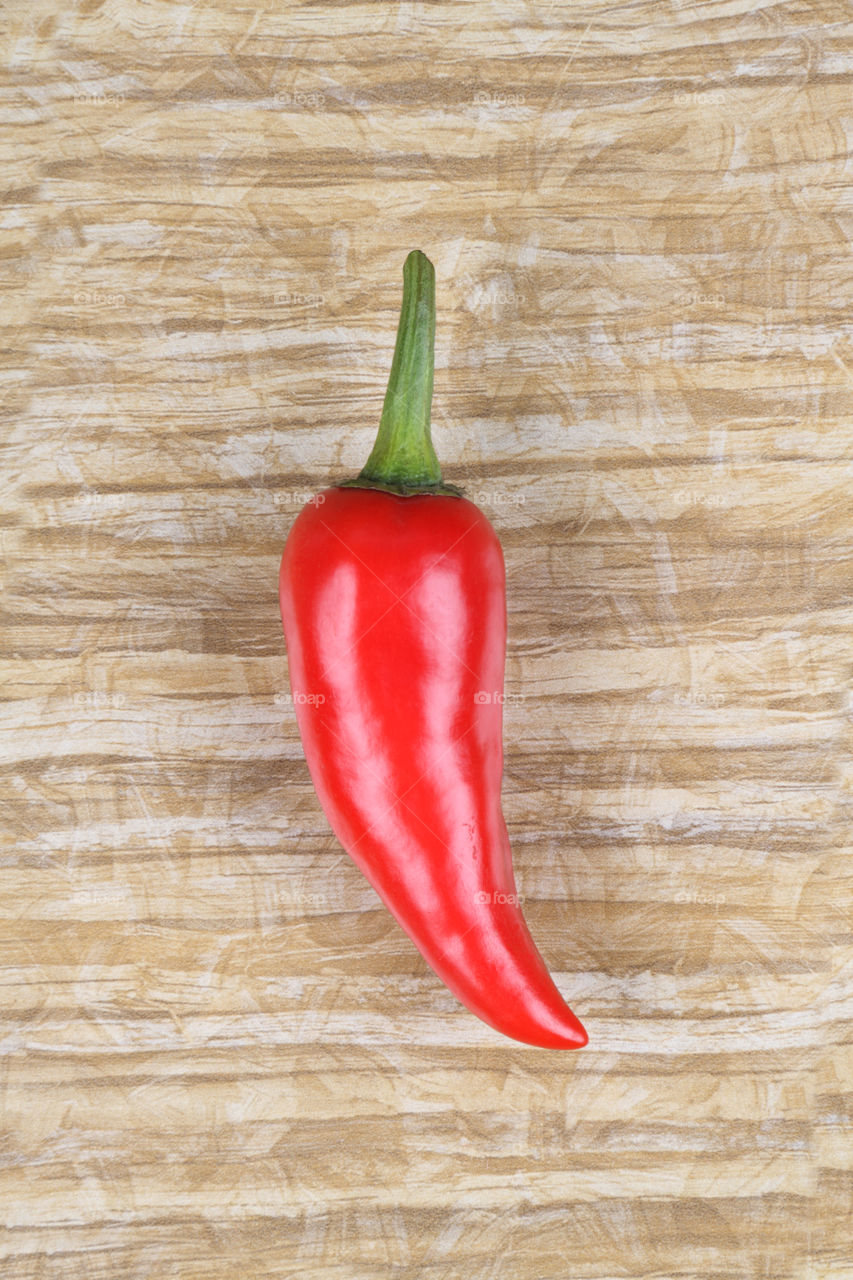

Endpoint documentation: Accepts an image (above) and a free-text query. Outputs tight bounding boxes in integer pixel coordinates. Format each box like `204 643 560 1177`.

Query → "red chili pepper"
279 251 587 1049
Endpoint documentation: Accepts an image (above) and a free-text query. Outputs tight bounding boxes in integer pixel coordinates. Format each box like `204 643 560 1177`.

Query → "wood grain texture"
2 0 852 1276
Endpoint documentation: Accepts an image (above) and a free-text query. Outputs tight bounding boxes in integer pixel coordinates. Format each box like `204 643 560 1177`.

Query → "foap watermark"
673 490 728 508
274 691 326 707
468 283 524 308
474 691 525 707
74 91 126 106
674 88 726 106
471 490 526 507
72 691 128 708
674 889 726 906
472 89 526 108
274 290 324 307
73 491 129 509
474 890 525 906
274 89 326 109
282 891 327 911
676 291 725 307
672 691 725 708
74 290 126 306
272 490 326 507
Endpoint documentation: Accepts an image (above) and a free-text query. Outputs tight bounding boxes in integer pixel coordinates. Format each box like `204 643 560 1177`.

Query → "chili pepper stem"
341 249 462 498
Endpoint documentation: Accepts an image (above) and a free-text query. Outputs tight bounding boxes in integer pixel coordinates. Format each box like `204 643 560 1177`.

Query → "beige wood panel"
2 0 851 1276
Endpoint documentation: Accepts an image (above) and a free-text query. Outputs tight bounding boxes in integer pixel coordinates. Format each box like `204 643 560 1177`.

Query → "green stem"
341 249 462 497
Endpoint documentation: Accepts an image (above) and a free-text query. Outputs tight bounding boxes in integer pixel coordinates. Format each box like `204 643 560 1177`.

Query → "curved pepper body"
280 485 587 1049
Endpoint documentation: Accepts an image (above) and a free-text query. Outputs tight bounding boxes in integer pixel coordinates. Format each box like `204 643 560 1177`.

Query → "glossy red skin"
279 486 587 1049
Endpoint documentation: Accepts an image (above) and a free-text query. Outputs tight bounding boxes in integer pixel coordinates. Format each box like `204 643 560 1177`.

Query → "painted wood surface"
2 1 851 1276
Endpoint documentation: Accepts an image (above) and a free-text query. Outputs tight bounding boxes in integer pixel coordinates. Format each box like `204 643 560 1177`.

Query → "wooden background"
2 1 851 1276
